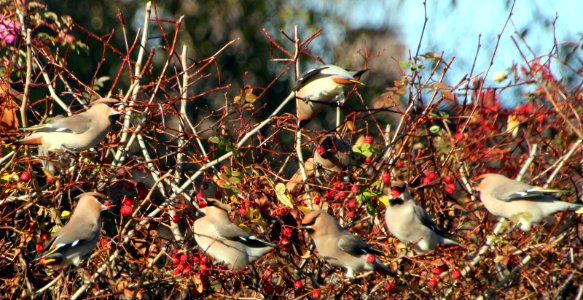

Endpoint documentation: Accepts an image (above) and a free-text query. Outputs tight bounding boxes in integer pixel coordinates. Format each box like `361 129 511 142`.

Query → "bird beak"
196 210 206 218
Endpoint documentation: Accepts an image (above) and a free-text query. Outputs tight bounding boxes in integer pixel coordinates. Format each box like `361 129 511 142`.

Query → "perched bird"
313 135 355 181
16 98 122 152
36 192 108 267
294 65 366 128
193 199 274 270
385 181 460 253
477 173 582 231
301 210 396 278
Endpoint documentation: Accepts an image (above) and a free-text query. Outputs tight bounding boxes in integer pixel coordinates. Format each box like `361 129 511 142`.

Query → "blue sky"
315 0 582 102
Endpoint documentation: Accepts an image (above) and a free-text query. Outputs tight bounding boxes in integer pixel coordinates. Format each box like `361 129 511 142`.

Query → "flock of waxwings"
18 65 581 282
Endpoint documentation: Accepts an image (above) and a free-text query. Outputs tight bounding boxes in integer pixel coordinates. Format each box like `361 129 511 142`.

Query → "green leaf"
429 125 441 134
275 183 294 208
229 177 241 185
209 136 221 144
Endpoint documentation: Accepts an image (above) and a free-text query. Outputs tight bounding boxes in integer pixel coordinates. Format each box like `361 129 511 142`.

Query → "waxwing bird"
295 65 366 128
300 210 396 278
16 98 122 152
385 181 460 253
193 199 274 270
35 192 108 267
313 135 355 181
477 173 582 231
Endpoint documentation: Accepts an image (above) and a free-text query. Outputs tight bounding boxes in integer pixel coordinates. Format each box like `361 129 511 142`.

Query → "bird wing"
215 222 273 248
413 203 448 236
22 114 93 134
293 66 330 91
36 221 99 265
337 231 383 256
493 182 564 201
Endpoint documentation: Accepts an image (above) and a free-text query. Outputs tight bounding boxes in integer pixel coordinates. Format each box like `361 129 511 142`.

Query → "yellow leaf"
441 90 454 101
506 115 520 138
576 207 583 214
379 195 389 207
60 210 71 219
432 82 450 90
275 183 294 208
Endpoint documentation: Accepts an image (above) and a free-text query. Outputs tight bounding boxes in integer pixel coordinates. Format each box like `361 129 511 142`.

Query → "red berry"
20 171 30 182
346 211 355 219
444 176 454 184
264 283 274 294
172 215 180 223
316 147 326 155
350 184 359 193
196 190 204 201
336 191 347 200
282 227 293 237
426 171 437 181
123 182 134 191
198 200 207 208
432 267 443 275
46 176 55 184
382 172 391 184
451 270 462 279
427 277 439 287
183 265 191 274
122 197 133 206
180 254 189 263
312 289 321 298
333 181 344 190
391 189 401 198
120 205 133 216
370 196 378 204
395 161 403 168
116 168 126 177
199 255 209 264
313 197 321 205
35 244 44 252
172 248 179 254
363 136 373 144
364 157 372 164
324 190 336 200
454 132 463 141
445 183 456 195
244 200 253 208
386 282 395 292
172 256 180 265
136 182 148 199
172 267 182 275
40 233 49 241
294 280 303 289
214 190 223 199
347 199 356 209
220 165 227 173
367 254 376 264
239 207 247 216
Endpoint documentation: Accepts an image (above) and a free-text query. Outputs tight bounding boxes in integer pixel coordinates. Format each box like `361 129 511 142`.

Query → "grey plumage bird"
385 181 460 253
16 98 122 152
313 135 355 181
36 192 108 267
294 65 366 128
301 210 396 278
477 173 582 231
193 199 274 270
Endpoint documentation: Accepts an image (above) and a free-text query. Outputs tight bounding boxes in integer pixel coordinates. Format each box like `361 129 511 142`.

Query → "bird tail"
13 135 43 145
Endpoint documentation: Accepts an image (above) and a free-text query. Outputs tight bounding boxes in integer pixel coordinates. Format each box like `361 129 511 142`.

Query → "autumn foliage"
0 2 582 299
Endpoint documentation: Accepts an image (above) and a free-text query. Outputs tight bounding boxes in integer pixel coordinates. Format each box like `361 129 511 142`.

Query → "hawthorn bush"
1 2 582 299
